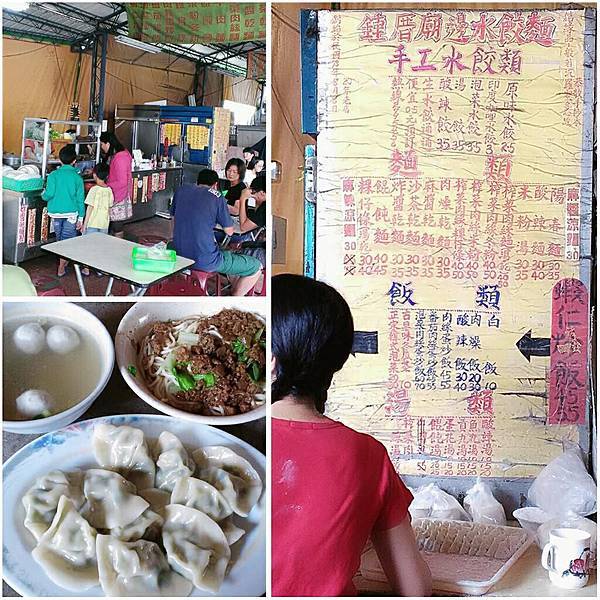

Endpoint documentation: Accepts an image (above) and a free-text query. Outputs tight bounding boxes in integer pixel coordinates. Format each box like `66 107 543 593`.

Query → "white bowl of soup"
3 302 114 434
115 299 267 425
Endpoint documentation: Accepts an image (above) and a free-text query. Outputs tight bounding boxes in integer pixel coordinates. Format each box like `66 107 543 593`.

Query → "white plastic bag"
147 241 169 260
409 483 471 521
527 445 596 517
537 511 597 568
464 479 507 525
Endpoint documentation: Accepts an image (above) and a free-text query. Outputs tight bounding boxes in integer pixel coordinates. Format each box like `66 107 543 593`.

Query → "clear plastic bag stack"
527 444 596 518
463 478 507 525
409 483 471 521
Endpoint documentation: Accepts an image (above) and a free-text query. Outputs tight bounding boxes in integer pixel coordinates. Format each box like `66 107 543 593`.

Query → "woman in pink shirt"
100 131 132 237
271 274 432 597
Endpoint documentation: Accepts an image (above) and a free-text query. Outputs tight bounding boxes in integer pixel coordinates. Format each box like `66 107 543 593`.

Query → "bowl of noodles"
115 300 266 425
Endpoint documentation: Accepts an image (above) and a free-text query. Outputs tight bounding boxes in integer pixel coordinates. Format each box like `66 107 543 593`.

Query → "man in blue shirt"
171 169 262 296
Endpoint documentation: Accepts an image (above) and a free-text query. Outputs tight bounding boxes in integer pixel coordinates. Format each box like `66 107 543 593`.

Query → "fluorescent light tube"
115 35 160 54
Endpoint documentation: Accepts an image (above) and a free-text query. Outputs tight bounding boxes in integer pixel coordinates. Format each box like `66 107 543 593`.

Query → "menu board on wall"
187 125 210 150
316 9 591 479
212 107 231 172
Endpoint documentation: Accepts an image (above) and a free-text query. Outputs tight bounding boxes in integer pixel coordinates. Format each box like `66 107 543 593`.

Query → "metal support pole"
89 31 108 124
192 62 201 104
201 66 207 105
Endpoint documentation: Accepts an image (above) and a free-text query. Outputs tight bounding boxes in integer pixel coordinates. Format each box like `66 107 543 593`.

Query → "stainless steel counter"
128 166 183 222
2 189 53 264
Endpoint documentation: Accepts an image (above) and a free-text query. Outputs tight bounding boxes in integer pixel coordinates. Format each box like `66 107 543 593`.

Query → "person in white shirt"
243 157 265 186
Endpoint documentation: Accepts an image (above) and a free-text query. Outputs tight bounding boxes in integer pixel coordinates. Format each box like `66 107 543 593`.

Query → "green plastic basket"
131 246 177 273
2 177 44 192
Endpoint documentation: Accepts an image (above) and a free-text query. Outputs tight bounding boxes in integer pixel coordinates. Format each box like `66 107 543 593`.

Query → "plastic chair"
258 270 266 296
188 269 223 296
245 269 266 296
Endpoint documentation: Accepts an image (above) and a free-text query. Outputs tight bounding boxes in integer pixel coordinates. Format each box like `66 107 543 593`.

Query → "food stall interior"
3 2 266 275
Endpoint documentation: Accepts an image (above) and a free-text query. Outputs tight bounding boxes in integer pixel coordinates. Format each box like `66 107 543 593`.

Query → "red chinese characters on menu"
549 279 589 425
359 10 556 47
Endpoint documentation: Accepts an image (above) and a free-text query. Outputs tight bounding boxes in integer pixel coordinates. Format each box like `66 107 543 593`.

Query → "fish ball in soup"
14 323 46 355
16 389 54 418
46 325 80 355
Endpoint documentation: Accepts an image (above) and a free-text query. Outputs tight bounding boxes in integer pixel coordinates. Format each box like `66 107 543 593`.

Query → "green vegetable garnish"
34 409 52 420
247 361 263 383
231 338 248 362
127 365 137 377
193 372 217 388
172 363 217 391
172 367 196 392
254 327 265 343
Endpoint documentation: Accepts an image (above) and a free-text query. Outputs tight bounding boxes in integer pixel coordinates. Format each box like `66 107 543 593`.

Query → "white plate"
3 414 266 597
115 299 267 426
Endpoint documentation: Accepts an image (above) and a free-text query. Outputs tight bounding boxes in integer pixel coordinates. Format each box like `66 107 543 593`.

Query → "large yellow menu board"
212 107 231 172
316 9 590 479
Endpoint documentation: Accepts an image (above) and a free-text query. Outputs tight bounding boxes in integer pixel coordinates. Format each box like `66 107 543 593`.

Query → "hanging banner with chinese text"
316 9 591 479
126 3 266 44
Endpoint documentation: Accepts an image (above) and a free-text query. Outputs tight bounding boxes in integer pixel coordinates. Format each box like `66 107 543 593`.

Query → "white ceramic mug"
541 528 591 589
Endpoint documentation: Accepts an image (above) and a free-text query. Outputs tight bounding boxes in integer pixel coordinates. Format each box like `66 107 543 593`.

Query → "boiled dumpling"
22 470 84 541
154 431 195 492
109 507 163 542
82 469 149 530
13 322 46 354
46 324 80 354
193 446 262 516
171 476 233 522
96 534 193 597
220 517 246 546
162 504 231 593
31 495 98 591
138 488 171 519
93 424 156 489
15 389 54 419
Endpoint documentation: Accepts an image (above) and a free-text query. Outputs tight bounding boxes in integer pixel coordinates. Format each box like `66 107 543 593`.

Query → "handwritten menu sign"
187 125 210 150
211 107 231 172
316 10 589 478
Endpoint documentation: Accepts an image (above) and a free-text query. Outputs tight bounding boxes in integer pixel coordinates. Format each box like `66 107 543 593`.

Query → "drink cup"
541 528 591 589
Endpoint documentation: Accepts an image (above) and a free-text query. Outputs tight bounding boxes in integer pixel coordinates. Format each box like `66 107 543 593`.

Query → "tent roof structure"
2 2 264 77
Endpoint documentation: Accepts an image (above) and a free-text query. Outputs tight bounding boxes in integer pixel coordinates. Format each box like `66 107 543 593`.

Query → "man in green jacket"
42 144 85 277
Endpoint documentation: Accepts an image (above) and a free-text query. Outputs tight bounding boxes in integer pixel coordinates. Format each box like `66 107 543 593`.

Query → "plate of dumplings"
2 414 265 596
